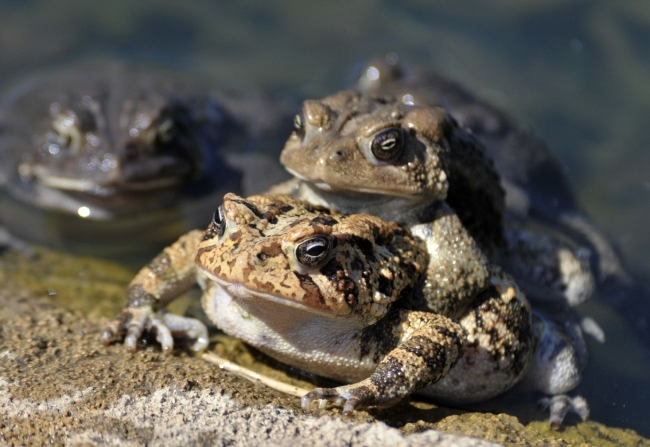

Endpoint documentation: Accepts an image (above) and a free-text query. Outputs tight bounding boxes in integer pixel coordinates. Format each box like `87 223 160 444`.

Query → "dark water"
0 0 648 438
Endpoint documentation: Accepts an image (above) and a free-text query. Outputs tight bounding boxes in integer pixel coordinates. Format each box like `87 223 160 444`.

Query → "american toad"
0 63 245 220
357 60 650 355
279 90 505 250
0 62 296 259
103 194 586 426
276 90 594 308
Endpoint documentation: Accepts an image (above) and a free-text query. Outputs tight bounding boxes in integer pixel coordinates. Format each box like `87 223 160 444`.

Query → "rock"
1 246 648 447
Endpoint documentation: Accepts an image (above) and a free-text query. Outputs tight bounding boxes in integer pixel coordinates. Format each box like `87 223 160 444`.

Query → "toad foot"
538 394 590 429
302 381 399 416
102 305 208 353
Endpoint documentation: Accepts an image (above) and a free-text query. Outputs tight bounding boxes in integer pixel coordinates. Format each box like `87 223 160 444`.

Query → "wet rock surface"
1 246 648 447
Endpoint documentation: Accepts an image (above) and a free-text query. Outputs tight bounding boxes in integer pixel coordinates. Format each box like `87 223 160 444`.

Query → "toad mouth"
198 268 339 318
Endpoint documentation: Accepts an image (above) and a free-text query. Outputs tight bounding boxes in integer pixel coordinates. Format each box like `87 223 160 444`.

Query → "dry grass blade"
203 352 310 398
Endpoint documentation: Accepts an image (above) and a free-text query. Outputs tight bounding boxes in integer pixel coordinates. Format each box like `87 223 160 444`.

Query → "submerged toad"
0 63 246 220
0 62 295 259
276 90 594 308
103 194 587 426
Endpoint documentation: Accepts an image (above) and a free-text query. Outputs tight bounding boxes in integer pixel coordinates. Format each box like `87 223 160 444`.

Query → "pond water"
0 0 648 440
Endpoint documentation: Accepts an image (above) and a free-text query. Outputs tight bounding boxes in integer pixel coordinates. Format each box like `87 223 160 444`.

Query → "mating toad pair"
102 67 594 428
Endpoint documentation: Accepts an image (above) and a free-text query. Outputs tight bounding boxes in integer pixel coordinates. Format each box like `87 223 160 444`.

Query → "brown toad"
103 193 553 417
279 90 505 250
0 62 297 259
0 63 247 221
276 90 594 308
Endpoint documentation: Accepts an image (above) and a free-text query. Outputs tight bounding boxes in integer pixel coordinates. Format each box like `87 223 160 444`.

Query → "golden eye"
211 205 226 236
370 127 404 162
293 113 305 139
295 235 331 269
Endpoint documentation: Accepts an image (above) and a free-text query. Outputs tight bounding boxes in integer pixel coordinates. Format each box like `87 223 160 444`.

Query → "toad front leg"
101 230 208 353
301 310 466 415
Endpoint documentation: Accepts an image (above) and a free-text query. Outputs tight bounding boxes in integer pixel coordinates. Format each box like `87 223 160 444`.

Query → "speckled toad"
102 194 582 421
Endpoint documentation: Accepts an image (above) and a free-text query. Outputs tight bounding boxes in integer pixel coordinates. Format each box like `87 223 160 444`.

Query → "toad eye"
370 127 404 162
211 205 226 236
295 236 331 269
148 118 176 146
293 113 305 140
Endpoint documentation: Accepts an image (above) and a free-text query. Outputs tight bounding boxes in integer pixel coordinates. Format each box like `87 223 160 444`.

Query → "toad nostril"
331 150 345 160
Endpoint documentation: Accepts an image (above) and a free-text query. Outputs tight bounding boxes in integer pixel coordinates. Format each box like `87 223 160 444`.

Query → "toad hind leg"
521 310 590 428
301 311 466 415
419 269 537 403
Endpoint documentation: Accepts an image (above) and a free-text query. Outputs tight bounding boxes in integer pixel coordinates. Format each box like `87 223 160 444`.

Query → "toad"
276 90 594 308
102 193 587 427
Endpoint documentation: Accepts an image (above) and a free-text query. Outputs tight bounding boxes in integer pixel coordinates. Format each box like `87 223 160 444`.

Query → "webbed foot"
538 394 590 429
101 305 209 354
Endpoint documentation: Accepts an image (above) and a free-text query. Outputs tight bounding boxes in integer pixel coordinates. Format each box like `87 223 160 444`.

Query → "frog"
102 193 588 428
276 89 595 309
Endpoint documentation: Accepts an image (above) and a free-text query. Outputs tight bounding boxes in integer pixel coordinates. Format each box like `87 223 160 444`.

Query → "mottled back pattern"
195 193 428 324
